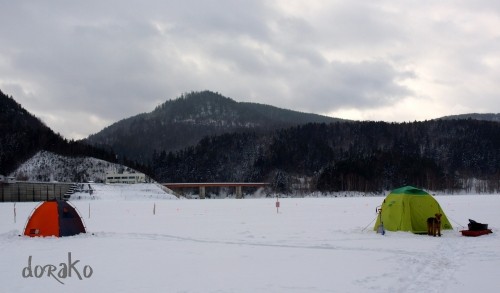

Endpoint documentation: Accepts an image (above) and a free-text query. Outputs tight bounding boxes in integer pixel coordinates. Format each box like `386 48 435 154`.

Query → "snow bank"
70 183 179 201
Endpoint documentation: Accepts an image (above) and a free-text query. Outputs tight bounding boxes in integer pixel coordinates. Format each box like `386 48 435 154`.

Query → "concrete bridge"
162 182 270 199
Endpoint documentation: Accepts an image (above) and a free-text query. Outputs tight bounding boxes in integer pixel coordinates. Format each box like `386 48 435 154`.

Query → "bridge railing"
162 182 270 199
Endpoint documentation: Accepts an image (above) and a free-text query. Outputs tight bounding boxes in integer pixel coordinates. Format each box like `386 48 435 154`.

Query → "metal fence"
0 182 77 202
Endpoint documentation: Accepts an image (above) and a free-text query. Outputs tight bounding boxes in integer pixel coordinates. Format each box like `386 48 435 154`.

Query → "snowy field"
1 184 499 293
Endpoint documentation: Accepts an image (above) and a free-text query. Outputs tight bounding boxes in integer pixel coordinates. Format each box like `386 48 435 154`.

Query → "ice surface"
1 184 498 292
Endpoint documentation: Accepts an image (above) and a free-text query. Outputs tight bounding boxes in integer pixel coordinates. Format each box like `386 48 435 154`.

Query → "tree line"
0 90 118 175
151 120 500 193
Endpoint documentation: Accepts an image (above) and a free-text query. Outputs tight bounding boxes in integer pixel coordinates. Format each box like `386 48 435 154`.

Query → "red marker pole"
276 196 280 214
14 203 16 223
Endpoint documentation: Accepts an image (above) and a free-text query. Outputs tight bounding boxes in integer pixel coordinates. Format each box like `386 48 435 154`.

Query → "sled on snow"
460 219 492 237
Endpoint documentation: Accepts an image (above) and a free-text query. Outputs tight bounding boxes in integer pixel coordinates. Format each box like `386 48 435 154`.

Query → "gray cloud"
1 1 499 138
291 60 415 112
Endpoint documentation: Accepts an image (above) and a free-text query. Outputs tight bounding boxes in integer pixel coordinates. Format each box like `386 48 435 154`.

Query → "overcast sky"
1 1 499 139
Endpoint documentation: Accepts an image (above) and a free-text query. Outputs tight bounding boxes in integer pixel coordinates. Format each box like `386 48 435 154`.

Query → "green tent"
374 186 453 233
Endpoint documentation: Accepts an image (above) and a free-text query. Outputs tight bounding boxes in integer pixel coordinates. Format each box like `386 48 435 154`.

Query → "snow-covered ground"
1 184 499 293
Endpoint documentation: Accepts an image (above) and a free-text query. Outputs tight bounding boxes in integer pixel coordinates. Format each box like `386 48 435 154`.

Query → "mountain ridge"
3 87 500 194
86 90 344 163
437 113 500 122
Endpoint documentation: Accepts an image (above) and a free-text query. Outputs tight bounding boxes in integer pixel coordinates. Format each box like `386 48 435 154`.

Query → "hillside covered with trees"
0 89 118 175
86 91 342 164
2 88 500 194
152 120 500 194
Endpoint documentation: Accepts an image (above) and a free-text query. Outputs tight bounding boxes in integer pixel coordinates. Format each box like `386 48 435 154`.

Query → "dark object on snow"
461 229 493 237
375 206 385 235
461 219 492 237
468 219 488 231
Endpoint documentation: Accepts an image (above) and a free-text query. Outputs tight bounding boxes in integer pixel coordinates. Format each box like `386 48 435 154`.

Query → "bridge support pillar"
199 186 206 199
236 186 242 199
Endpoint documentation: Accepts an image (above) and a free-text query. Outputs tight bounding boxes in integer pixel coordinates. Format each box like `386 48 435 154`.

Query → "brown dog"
427 213 442 237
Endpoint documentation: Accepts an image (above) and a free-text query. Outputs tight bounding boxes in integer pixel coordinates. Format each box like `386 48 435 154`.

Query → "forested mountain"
438 113 500 122
3 87 500 194
86 91 342 164
153 120 500 194
0 89 117 175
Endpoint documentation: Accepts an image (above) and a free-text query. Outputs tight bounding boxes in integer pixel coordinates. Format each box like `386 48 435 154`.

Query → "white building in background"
0 175 16 183
105 172 147 184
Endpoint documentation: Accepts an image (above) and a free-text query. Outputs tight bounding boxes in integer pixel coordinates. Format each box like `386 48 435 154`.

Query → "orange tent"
24 200 86 237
